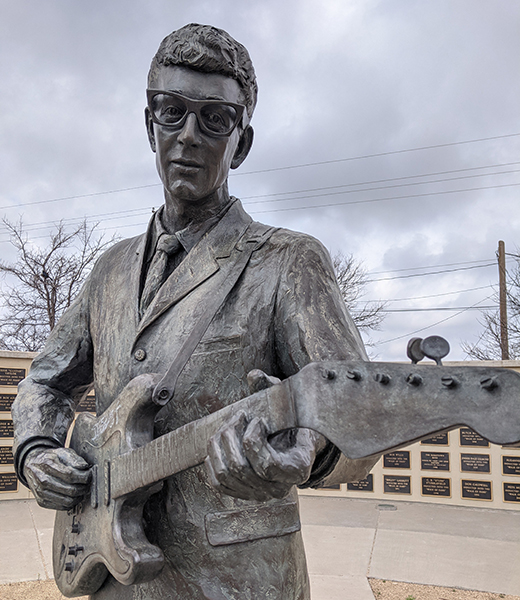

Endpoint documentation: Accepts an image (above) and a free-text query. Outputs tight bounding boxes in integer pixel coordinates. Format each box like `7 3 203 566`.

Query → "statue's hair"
148 23 258 119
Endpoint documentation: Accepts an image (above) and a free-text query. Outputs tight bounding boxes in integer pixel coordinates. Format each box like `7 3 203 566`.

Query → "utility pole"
498 240 509 360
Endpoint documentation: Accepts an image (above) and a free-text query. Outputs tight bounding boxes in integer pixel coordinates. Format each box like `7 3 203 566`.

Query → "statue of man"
12 24 374 599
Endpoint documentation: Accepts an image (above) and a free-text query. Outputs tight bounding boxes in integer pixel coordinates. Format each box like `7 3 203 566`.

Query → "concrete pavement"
2 496 520 599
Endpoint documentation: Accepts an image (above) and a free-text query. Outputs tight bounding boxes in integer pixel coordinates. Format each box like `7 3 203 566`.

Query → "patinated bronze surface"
11 23 520 600
12 24 374 599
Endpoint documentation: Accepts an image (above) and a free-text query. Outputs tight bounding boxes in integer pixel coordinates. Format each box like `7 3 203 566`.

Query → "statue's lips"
171 159 203 171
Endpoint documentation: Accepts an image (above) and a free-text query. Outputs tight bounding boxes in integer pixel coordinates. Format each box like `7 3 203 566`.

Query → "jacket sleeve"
273 233 378 486
12 275 94 486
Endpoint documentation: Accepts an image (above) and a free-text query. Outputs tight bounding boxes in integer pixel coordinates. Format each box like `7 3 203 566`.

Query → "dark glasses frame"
146 89 246 137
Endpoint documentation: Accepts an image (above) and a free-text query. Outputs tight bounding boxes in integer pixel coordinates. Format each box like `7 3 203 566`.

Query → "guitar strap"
152 221 277 406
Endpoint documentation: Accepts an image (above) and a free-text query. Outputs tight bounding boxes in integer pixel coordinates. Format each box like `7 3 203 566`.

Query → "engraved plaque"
421 451 450 471
383 451 410 469
0 394 16 412
502 455 520 476
384 475 411 495
0 446 14 465
421 432 449 446
504 482 520 503
347 474 373 492
461 479 492 501
459 427 489 447
77 395 96 413
0 420 14 438
0 472 18 493
421 477 451 497
0 367 25 387
461 453 490 473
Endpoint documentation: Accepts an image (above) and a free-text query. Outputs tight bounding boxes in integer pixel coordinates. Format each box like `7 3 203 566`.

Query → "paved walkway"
2 496 520 599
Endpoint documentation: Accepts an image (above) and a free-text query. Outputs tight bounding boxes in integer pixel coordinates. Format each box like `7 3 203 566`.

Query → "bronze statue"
12 24 375 599
12 23 520 600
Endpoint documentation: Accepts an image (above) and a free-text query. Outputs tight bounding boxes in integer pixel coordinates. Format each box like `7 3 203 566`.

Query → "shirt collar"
150 198 237 256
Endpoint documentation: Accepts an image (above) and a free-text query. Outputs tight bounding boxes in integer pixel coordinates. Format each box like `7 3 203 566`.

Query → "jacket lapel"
136 200 252 338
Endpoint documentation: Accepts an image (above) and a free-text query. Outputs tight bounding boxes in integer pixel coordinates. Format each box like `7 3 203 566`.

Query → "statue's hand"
205 369 327 502
24 447 91 511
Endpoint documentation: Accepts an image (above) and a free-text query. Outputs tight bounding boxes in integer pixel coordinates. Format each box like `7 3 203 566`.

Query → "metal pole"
498 240 509 360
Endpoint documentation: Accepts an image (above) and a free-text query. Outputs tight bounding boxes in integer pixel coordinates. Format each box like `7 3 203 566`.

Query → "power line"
379 295 495 345
370 306 496 313
364 284 493 303
240 161 520 201
249 182 520 214
1 133 518 212
242 168 520 206
368 263 496 283
369 260 493 276
233 132 520 177
4 164 516 241
2 166 515 241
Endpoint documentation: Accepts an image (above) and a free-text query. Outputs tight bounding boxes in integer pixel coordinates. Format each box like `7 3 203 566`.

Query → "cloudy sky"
0 0 519 361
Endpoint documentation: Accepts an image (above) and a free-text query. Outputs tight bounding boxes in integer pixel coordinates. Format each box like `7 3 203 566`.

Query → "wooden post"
498 240 509 360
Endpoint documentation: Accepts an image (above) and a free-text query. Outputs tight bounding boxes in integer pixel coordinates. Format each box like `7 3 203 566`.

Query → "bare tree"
332 252 386 341
0 218 115 352
462 252 520 360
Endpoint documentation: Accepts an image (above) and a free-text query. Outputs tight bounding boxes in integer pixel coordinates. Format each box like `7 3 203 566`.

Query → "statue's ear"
231 125 254 170
145 107 156 153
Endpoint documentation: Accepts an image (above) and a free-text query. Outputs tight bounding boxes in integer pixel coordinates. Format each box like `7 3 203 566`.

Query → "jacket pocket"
205 499 301 546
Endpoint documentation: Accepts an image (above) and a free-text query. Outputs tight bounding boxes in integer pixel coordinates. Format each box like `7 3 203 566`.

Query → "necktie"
140 234 181 316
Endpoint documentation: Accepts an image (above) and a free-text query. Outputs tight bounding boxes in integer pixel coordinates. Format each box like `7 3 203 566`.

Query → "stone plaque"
421 477 451 497
383 475 411 495
347 474 373 492
383 451 411 469
460 453 490 473
0 446 14 465
421 432 449 446
461 479 492 501
0 420 14 438
503 482 520 503
77 395 96 413
0 472 17 493
421 451 450 471
0 367 25 387
459 427 489 447
0 394 16 412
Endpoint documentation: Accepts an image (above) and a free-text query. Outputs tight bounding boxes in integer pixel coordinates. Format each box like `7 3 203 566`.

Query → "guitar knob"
480 376 499 391
65 560 75 572
321 368 336 380
68 544 84 556
441 376 458 388
375 373 391 385
71 519 80 534
406 373 423 386
346 370 362 381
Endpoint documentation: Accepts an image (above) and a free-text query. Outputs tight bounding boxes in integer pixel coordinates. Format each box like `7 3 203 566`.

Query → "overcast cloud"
0 0 519 360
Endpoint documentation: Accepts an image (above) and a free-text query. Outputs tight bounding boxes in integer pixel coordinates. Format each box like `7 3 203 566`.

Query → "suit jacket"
13 199 371 599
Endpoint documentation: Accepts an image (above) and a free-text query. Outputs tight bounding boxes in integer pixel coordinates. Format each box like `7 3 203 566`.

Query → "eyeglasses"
147 89 246 137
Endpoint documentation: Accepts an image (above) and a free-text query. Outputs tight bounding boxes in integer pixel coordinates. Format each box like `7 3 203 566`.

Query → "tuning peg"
407 335 450 366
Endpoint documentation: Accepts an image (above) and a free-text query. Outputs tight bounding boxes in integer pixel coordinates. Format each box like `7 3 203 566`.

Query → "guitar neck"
110 381 295 499
110 360 520 500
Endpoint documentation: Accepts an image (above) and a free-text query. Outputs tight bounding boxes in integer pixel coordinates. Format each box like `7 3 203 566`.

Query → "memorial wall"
2 352 520 510
0 351 95 501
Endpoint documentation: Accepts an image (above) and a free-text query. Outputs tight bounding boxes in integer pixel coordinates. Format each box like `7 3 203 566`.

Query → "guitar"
53 359 520 597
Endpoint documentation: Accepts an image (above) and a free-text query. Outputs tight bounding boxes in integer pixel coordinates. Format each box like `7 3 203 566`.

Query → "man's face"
146 65 250 205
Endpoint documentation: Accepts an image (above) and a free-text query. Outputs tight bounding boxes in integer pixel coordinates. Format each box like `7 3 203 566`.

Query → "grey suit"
13 199 371 599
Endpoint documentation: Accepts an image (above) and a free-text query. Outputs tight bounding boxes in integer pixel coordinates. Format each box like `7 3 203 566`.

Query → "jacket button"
134 348 146 361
